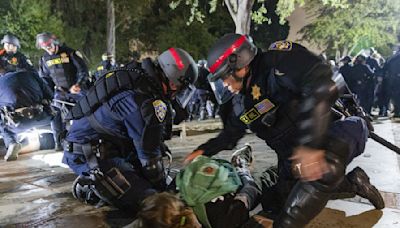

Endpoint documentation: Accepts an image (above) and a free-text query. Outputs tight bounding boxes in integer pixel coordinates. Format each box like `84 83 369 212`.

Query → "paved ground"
0 119 399 227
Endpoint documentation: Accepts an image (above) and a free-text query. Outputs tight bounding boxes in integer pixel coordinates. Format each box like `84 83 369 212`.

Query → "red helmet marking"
209 35 246 74
39 39 53 47
169 48 185 70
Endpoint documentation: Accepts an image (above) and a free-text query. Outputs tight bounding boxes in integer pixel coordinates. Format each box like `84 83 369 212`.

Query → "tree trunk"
225 0 254 35
106 0 116 58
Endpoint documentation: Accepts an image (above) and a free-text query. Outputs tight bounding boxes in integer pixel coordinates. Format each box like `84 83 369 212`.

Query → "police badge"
153 100 167 122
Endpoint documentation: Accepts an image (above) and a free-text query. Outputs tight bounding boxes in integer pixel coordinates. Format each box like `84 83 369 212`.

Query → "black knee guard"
140 157 166 190
273 181 331 228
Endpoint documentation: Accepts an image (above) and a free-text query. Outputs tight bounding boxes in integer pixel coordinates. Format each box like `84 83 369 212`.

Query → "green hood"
176 155 242 228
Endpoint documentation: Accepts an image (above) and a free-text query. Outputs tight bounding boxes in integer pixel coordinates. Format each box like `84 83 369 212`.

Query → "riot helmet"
207 33 257 82
36 32 60 49
206 34 257 104
157 48 198 108
1 34 20 48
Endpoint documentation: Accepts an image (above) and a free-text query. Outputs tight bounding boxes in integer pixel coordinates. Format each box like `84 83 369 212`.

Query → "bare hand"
290 146 329 182
183 149 204 165
69 84 81 94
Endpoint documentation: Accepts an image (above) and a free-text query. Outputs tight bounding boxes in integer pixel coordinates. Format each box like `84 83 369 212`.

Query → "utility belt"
64 139 126 169
0 104 44 126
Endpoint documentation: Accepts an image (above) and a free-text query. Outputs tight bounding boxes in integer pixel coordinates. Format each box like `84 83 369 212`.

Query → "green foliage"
170 0 348 26
135 0 235 60
0 0 64 64
251 0 290 50
300 0 400 57
156 19 216 59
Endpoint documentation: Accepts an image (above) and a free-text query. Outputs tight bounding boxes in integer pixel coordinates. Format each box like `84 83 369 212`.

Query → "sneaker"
347 167 385 209
231 144 253 168
4 142 22 161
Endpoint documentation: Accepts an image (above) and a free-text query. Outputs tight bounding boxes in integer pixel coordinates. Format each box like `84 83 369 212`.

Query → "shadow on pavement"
309 208 383 228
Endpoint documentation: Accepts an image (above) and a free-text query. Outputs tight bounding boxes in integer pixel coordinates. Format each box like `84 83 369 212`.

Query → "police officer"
63 48 197 211
36 32 89 150
185 34 384 227
351 54 375 115
383 47 400 118
339 56 353 90
0 60 54 161
93 52 117 81
366 48 381 73
0 34 34 72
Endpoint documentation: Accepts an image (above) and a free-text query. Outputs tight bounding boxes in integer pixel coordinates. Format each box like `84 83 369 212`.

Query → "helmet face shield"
208 74 234 104
36 32 59 49
207 34 257 83
208 62 233 82
174 83 196 108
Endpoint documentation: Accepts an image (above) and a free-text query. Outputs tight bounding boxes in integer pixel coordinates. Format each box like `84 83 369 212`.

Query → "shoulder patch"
268 41 292 51
153 100 167 122
75 50 83 59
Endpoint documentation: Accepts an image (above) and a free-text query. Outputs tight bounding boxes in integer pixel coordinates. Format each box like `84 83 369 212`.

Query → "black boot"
347 166 385 209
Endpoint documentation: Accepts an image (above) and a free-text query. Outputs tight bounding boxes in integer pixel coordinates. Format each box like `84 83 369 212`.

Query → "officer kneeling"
0 61 55 161
63 48 198 211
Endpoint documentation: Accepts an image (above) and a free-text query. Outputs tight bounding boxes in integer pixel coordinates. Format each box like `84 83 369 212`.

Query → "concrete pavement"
0 119 399 227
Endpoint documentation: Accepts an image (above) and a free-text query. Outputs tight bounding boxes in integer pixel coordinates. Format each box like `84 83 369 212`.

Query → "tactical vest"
66 67 161 121
236 54 301 156
42 47 78 89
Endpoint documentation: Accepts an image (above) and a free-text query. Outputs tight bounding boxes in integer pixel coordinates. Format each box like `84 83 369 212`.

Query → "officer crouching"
0 61 55 161
63 48 198 211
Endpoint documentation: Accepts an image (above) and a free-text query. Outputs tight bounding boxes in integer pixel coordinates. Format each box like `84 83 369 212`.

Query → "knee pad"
274 182 331 228
315 152 345 191
318 138 349 190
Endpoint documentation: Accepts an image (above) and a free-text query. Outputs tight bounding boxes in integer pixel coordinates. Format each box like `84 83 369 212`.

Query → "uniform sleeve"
70 50 89 85
265 42 338 149
196 101 247 156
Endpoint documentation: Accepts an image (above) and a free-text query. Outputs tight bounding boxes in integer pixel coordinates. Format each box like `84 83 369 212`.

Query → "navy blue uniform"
63 66 173 210
0 49 34 72
339 63 354 91
0 71 54 147
197 41 369 226
350 63 374 114
38 44 88 146
383 52 400 117
63 90 168 174
39 44 88 90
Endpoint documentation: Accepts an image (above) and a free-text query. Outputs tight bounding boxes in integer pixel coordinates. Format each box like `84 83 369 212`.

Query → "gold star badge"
251 84 261 100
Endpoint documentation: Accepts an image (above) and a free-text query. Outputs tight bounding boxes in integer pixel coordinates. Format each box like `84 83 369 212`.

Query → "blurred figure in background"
0 33 34 72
